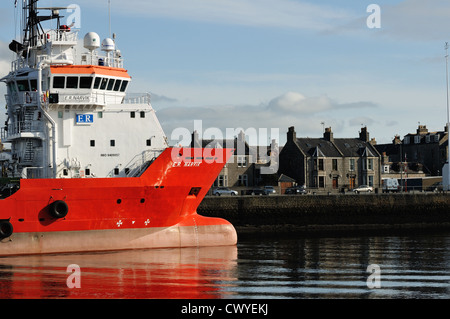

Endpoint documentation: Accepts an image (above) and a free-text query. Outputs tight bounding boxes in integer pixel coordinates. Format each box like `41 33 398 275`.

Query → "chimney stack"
287 126 297 143
359 127 370 142
323 127 334 142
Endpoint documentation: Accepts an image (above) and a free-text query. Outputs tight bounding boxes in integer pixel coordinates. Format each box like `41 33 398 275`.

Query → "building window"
90 140 95 147
319 159 324 171
368 175 374 187
237 156 247 167
414 136 421 144
238 175 248 187
404 136 410 144
368 158 373 170
349 159 355 171
319 176 325 188
214 175 228 187
332 159 338 171
110 140 115 147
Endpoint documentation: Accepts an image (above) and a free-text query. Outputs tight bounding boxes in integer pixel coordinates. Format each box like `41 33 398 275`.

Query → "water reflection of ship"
0 246 238 299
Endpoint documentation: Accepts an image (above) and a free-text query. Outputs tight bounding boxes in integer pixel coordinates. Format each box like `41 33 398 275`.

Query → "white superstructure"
1 2 167 179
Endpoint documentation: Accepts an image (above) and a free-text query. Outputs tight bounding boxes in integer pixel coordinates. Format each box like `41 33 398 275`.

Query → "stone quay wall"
198 194 450 234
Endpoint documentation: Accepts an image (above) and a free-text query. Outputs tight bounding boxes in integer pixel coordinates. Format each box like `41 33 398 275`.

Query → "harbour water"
1 230 450 300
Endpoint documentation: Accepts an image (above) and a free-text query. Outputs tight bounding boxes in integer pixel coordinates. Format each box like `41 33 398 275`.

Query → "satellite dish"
101 38 115 52
83 32 100 51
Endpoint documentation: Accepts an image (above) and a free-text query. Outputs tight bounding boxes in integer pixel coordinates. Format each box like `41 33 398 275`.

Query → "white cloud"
157 91 377 145
76 0 356 32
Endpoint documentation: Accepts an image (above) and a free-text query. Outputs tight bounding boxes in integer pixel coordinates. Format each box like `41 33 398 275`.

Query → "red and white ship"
0 0 237 255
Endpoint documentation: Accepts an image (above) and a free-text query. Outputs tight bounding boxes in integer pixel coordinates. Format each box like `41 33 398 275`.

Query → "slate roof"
295 138 342 157
296 137 379 158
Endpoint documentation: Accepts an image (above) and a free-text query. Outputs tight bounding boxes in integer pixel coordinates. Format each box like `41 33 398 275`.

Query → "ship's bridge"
48 65 131 108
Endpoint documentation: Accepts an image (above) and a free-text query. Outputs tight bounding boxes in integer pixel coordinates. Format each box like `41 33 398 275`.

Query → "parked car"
212 187 238 196
245 188 269 195
264 186 276 194
285 185 307 195
352 185 373 194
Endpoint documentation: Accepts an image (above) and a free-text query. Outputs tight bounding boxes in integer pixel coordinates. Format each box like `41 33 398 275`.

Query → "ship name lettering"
62 95 90 102
101 153 120 157
172 162 201 168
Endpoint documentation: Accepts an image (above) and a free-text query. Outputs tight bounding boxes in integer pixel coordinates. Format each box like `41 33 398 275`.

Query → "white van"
382 178 400 193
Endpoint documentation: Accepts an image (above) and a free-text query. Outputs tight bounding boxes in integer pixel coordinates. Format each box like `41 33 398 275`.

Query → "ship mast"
13 0 63 52
22 0 41 47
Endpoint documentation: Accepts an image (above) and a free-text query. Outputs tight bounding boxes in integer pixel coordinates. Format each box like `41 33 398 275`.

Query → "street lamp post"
444 43 450 191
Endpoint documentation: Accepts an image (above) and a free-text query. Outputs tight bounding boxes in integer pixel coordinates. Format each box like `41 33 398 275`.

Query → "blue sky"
1 0 450 145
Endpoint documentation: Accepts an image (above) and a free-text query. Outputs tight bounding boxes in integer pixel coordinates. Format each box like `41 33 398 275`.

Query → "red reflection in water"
0 246 237 299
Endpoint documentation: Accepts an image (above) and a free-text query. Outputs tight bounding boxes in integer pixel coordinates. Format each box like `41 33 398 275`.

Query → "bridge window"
53 76 65 89
80 77 93 89
17 79 30 91
100 78 108 90
30 79 38 91
120 80 129 92
114 80 122 91
66 76 79 89
107 79 115 91
93 77 102 89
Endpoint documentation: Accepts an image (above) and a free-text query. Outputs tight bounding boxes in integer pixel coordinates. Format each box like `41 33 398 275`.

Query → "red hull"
0 148 237 255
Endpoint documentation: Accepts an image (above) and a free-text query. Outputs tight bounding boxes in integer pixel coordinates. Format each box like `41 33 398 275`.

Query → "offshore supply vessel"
0 0 237 255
